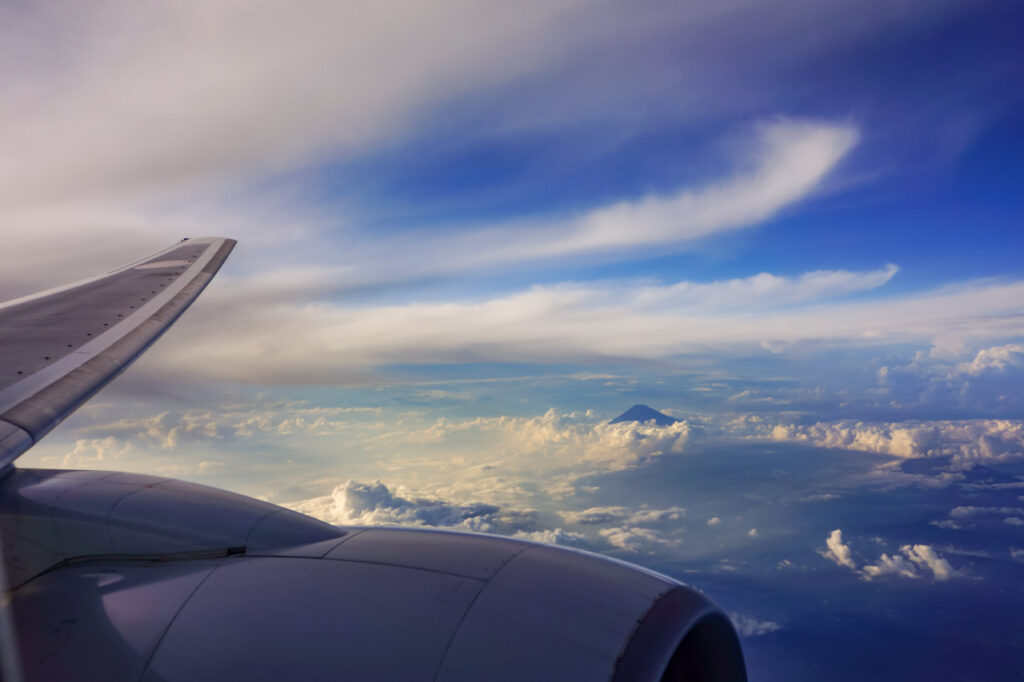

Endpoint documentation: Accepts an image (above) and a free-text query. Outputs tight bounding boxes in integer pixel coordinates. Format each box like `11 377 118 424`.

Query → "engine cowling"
2 468 746 681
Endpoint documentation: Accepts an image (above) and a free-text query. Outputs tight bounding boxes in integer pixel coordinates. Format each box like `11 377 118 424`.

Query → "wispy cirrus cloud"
142 266 1024 386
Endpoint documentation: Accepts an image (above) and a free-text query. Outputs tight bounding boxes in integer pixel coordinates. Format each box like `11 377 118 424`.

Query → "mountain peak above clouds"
609 404 679 426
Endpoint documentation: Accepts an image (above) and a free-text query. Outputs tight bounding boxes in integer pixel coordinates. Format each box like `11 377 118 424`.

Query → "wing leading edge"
0 237 235 469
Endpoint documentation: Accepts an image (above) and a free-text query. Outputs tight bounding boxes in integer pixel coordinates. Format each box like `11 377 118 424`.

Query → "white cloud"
747 528 759 537
949 506 1024 518
931 519 964 530
285 479 527 534
1005 517 1024 527
901 544 955 581
820 530 960 581
60 436 132 469
730 613 783 637
502 120 858 260
763 419 1024 463
958 344 1024 376
285 478 683 555
511 528 589 547
379 409 696 478
75 403 384 447
599 527 680 554
821 529 857 569
559 505 685 526
0 0 601 210
707 517 722 527
630 264 898 312
861 552 920 580
146 263 1024 386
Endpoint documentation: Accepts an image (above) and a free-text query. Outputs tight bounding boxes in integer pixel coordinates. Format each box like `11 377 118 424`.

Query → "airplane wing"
0 237 235 470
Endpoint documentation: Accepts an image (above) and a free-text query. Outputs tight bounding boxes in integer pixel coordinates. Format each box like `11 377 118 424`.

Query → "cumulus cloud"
730 613 783 637
763 419 1024 464
707 517 722 527
379 409 696 478
958 344 1024 376
285 478 686 555
59 436 133 469
901 544 955 580
286 479 518 532
860 552 921 580
821 529 857 569
599 527 680 554
819 530 960 581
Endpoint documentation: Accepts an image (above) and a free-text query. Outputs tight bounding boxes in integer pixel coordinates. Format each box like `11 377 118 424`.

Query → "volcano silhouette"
609 404 679 426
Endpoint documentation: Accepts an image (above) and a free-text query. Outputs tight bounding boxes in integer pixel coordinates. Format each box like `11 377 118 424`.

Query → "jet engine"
1 467 746 682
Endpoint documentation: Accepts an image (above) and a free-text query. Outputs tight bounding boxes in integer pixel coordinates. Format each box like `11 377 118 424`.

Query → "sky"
3 0 1024 679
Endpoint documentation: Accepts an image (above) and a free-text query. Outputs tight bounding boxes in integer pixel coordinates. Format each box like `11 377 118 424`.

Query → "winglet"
0 237 236 469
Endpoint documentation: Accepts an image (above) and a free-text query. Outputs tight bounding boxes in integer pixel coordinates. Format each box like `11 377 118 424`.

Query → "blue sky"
3 1 1024 679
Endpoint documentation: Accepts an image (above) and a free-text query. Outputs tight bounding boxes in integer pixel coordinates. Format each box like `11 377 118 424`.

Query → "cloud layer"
763 418 1024 464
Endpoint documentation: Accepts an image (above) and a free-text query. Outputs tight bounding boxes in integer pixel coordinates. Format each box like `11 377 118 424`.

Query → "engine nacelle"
2 468 746 681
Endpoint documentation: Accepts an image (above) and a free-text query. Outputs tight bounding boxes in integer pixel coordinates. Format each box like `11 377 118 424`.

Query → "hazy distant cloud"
730 613 783 637
949 506 1024 519
559 505 685 526
931 519 964 530
511 528 589 548
76 404 383 447
599 526 680 554
707 517 722 527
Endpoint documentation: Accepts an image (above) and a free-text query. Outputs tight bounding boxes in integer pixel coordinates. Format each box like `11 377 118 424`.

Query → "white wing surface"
0 237 235 469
